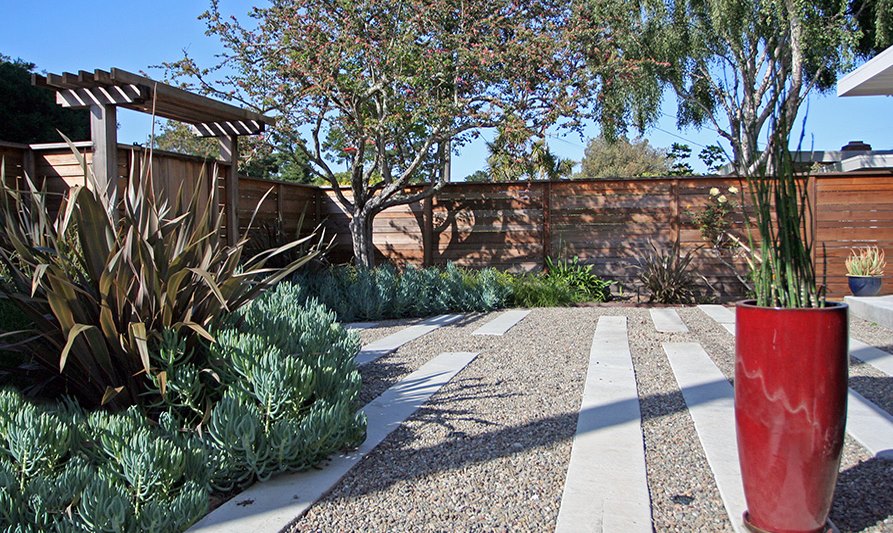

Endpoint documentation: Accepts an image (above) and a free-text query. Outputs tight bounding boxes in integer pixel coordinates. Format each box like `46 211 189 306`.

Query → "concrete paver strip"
189 351 480 533
649 308 689 333
698 304 736 326
471 309 530 336
344 321 379 330
356 314 464 366
846 389 893 459
850 337 893 377
556 316 652 533
845 295 893 330
663 342 746 533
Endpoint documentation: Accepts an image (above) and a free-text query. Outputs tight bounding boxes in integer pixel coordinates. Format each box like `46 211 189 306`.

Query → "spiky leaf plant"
744 122 824 308
636 240 699 304
0 139 324 409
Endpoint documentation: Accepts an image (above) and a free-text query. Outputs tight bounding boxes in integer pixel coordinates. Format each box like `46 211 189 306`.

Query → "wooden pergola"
33 67 274 243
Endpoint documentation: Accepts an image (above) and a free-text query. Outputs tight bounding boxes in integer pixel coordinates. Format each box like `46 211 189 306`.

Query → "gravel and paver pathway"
198 306 893 532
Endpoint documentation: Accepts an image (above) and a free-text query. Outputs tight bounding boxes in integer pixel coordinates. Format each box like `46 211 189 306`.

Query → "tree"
463 169 491 182
169 0 617 267
580 0 878 175
0 56 89 144
485 119 575 182
667 143 694 176
151 120 311 183
851 0 893 56
577 135 670 178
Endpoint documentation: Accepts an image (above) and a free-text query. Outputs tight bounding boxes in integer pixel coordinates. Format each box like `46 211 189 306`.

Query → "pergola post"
219 135 240 246
89 103 118 202
34 68 274 235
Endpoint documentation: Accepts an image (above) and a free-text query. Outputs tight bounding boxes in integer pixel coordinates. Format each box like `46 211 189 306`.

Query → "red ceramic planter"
735 300 848 533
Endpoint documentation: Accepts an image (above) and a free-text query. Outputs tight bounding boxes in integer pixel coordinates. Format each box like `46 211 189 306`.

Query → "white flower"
717 195 728 203
709 187 720 196
727 186 739 194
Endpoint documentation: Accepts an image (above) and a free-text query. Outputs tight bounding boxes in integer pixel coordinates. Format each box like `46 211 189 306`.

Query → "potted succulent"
845 246 885 296
735 127 848 532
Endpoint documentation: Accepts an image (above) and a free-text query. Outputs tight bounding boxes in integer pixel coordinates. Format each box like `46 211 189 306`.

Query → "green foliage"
699 145 727 174
667 143 694 176
852 0 893 57
845 246 886 276
150 282 365 490
577 135 670 179
688 185 741 248
637 241 699 304
505 274 579 307
0 55 89 144
0 281 366 530
0 142 320 409
463 169 491 182
0 390 209 532
581 0 860 172
544 256 614 302
171 0 603 267
485 120 575 182
300 264 512 321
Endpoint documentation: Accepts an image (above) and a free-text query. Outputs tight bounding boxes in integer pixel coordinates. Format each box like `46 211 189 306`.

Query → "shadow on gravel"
357 360 412 405
336 377 729 499
831 455 893 531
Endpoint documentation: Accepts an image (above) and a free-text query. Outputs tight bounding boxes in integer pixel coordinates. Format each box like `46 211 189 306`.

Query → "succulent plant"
845 246 886 277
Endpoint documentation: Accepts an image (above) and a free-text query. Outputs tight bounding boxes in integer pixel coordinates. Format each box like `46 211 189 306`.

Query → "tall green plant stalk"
743 126 824 308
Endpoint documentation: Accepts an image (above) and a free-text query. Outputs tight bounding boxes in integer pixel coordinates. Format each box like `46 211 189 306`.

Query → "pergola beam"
56 85 149 108
190 120 266 137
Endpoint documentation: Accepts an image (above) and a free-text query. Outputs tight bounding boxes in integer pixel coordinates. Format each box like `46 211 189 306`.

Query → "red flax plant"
0 139 323 409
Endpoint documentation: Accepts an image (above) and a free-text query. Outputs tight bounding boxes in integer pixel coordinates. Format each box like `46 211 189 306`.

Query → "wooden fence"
0 141 320 247
3 138 893 301
322 172 893 300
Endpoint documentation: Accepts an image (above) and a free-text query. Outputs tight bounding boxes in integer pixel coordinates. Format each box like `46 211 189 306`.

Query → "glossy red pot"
735 300 848 533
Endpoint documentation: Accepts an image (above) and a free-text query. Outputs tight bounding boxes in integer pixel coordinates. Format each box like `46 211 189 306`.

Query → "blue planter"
847 276 883 297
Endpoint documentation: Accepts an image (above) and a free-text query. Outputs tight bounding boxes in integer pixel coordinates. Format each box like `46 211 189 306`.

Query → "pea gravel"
274 306 893 532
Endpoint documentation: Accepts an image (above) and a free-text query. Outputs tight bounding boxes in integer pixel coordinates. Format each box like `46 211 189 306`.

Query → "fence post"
808 175 818 267
277 182 284 223
542 181 552 268
671 178 681 243
423 195 434 267
219 136 239 246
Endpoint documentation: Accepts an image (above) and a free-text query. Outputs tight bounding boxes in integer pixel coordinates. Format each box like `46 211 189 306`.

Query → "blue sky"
3 1 891 177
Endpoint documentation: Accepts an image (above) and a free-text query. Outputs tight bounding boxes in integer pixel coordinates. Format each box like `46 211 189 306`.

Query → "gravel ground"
628 307 734 532
356 313 493 406
291 308 596 532
847 317 893 416
274 306 893 532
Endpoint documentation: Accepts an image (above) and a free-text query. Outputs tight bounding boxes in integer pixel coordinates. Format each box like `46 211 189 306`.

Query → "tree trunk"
349 210 376 269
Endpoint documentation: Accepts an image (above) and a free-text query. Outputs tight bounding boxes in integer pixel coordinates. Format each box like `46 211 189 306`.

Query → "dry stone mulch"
282 306 893 532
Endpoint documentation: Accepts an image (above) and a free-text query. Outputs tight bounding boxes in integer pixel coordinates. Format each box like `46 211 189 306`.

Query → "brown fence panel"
814 172 893 298
237 178 320 245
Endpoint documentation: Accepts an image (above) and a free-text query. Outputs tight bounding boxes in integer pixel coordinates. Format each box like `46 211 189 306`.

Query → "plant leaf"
59 324 97 372
129 322 151 376
101 385 125 406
